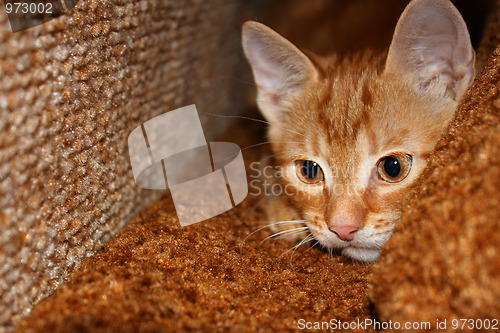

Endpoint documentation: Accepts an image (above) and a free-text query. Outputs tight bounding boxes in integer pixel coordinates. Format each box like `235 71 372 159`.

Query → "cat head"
242 0 474 263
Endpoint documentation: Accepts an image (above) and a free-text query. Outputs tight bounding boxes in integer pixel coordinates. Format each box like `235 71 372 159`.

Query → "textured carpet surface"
4 0 499 332
370 45 500 330
0 0 265 329
370 2 500 327
16 120 374 332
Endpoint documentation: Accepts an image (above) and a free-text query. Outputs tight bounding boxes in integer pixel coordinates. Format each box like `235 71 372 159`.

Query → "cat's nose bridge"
329 166 366 196
326 197 367 241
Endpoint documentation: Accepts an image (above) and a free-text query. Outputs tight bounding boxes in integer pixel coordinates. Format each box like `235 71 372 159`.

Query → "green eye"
377 154 412 183
295 160 324 184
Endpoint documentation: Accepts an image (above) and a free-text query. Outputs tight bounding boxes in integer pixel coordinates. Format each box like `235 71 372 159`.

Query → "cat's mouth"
343 243 378 251
341 244 382 263
308 224 388 262
344 242 373 248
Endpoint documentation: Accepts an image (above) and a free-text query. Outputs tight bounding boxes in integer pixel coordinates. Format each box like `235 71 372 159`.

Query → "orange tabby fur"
243 0 475 262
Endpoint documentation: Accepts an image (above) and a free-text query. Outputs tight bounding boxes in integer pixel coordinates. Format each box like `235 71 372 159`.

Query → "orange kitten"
242 0 475 263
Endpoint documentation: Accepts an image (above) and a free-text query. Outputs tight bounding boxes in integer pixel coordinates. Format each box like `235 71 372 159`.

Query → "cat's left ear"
384 0 475 101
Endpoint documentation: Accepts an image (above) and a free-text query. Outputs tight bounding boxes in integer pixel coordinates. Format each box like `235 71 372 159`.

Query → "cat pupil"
384 157 400 177
303 160 319 179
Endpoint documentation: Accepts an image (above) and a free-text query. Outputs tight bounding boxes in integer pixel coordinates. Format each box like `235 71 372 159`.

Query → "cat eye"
295 160 324 184
377 154 412 183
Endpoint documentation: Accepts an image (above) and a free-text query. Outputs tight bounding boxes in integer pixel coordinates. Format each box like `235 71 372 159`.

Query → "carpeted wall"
0 0 267 329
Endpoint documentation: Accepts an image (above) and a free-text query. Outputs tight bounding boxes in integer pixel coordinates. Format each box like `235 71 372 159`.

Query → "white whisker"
200 112 307 138
274 234 314 266
257 152 279 163
259 226 309 246
209 140 301 166
327 247 333 261
240 141 302 152
289 234 315 267
272 229 309 241
301 240 319 255
240 220 307 251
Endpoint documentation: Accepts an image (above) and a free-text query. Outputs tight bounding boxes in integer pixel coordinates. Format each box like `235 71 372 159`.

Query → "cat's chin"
309 226 387 263
341 246 381 264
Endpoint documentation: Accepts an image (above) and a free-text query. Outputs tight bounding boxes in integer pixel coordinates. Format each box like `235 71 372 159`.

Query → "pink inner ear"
242 22 317 123
385 0 475 100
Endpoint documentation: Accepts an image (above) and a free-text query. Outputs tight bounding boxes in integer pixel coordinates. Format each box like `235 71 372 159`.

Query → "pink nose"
329 225 359 241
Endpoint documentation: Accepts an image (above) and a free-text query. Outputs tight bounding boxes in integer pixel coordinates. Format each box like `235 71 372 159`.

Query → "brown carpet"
370 2 500 327
4 0 499 332
16 119 374 332
17 44 500 331
370 46 500 328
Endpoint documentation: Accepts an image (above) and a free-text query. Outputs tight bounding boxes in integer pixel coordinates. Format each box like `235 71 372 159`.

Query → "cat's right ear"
242 21 317 124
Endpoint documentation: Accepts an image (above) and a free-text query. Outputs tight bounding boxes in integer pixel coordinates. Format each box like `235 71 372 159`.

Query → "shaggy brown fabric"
370 44 500 331
0 1 266 330
16 120 374 332
5 0 499 332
